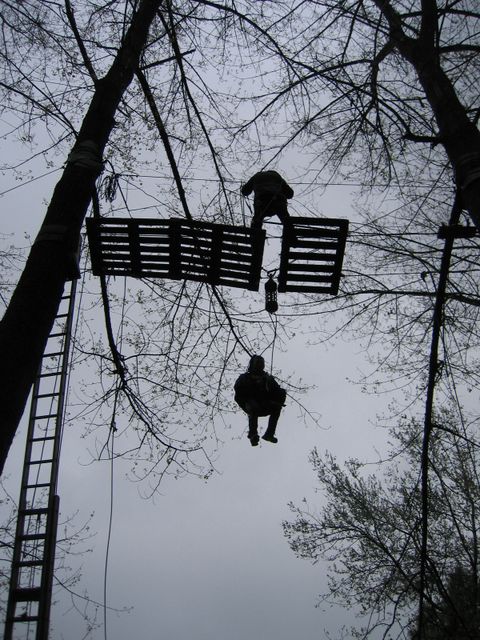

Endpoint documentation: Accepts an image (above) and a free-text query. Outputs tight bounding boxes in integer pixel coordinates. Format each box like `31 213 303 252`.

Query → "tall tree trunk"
375 0 480 230
0 0 162 475
404 45 480 230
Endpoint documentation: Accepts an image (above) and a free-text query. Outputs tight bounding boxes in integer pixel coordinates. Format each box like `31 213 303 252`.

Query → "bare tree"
0 0 166 475
236 2 480 224
3 1 479 489
0 0 305 479
283 408 480 640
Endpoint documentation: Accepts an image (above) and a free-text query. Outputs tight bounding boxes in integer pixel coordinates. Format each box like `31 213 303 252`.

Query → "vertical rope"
103 388 118 640
270 314 278 374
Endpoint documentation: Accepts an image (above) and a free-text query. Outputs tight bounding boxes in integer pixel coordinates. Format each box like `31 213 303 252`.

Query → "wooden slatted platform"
86 217 266 291
278 217 348 294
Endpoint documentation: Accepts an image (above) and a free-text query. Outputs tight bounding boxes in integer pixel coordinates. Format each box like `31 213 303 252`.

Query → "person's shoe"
262 434 278 444
248 434 260 447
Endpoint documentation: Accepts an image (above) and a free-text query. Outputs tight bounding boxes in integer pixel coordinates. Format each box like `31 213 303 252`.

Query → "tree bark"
0 0 163 475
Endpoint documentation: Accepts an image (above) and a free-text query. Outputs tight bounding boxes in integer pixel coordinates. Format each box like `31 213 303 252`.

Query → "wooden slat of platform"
217 277 253 289
179 243 254 261
132 254 170 264
177 233 255 251
292 239 339 250
99 236 170 246
128 267 171 278
291 239 342 251
287 250 337 262
290 216 349 228
218 260 254 273
295 230 343 241
171 218 263 290
176 225 252 240
102 256 170 267
179 257 251 273
283 283 335 294
179 261 252 278
287 263 337 273
179 247 253 265
278 217 348 295
172 217 252 233
87 217 265 290
96 223 170 235
286 273 335 283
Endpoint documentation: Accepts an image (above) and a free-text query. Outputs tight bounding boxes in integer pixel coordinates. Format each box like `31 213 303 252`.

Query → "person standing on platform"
241 170 294 233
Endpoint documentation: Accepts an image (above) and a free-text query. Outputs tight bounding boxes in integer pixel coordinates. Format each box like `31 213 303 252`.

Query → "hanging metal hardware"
265 272 278 314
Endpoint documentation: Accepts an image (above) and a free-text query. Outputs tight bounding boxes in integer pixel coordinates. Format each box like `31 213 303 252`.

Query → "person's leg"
275 199 289 224
262 390 286 443
262 408 281 443
275 200 297 243
248 414 259 446
251 211 263 229
253 194 276 225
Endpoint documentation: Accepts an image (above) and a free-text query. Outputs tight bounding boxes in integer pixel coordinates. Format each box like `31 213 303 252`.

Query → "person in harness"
234 355 287 446
241 170 294 232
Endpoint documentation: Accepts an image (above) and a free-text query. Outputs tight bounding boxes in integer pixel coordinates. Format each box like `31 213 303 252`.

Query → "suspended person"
241 170 295 237
234 355 287 446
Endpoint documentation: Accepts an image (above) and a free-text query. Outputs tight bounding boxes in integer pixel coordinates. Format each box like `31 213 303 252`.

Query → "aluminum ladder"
4 280 77 640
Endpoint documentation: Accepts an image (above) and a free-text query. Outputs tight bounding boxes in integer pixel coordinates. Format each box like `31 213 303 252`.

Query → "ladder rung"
48 332 66 339
33 392 60 399
28 436 56 443
55 313 68 319
11 615 40 622
14 560 44 568
12 616 40 622
34 413 58 420
28 459 54 466
20 508 49 517
43 351 65 358
13 587 41 602
25 483 51 489
38 371 61 378
19 533 47 541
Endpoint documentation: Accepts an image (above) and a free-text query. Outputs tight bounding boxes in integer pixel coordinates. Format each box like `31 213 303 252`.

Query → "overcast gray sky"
1 155 396 640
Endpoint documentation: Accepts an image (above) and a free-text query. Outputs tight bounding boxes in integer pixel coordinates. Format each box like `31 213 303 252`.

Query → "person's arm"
234 375 248 404
282 180 294 199
266 374 285 402
235 376 262 414
241 176 254 196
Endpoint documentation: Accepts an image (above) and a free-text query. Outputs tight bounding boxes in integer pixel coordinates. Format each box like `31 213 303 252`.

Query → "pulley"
265 273 278 314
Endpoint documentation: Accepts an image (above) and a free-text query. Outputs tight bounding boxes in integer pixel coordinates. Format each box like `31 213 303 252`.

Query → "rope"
270 314 278 374
66 140 104 172
103 389 118 640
